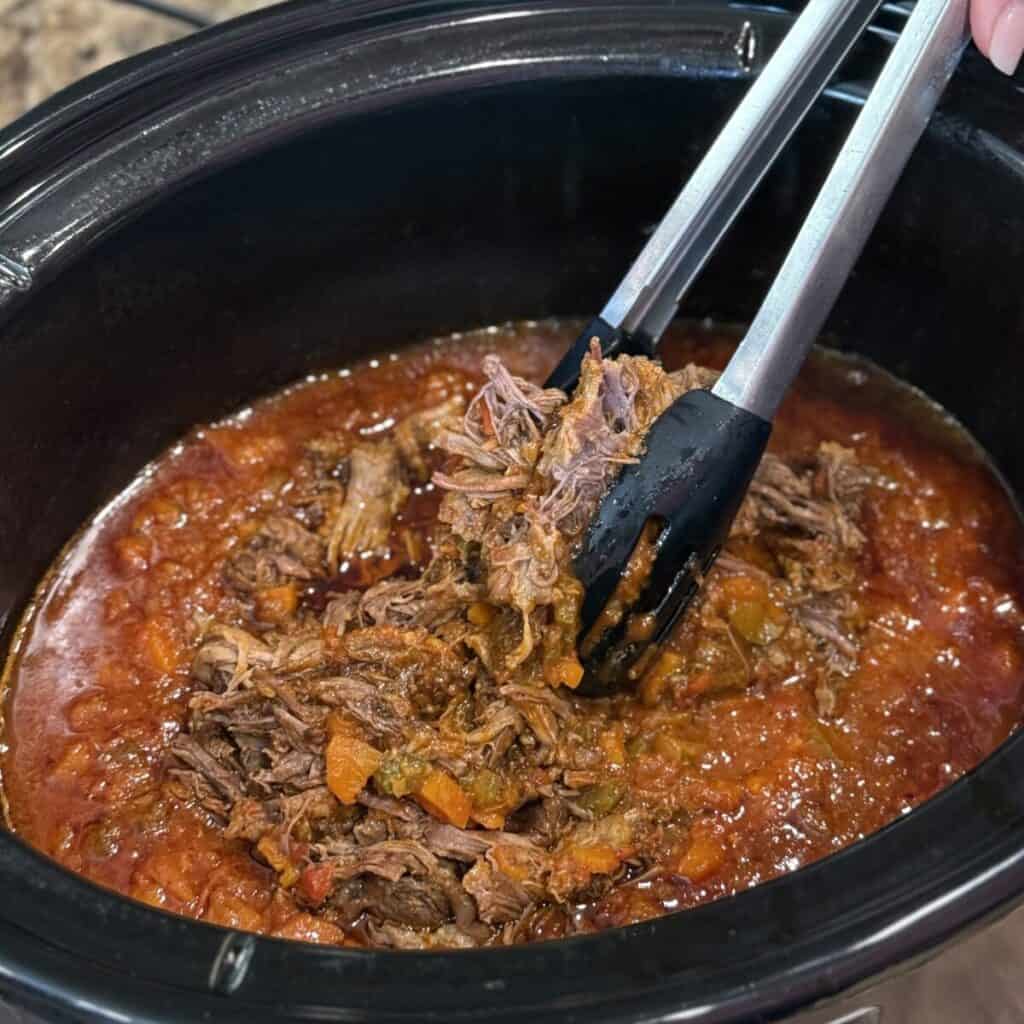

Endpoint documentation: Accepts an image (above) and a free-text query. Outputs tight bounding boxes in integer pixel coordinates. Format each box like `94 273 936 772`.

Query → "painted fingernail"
990 0 1024 75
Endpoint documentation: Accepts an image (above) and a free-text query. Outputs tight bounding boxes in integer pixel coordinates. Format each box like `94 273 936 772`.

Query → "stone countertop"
0 0 274 126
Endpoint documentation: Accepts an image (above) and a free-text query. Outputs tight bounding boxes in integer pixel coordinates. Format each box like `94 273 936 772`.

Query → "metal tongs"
558 0 971 689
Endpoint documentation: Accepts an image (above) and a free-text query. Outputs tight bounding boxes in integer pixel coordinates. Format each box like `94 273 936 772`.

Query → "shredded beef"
225 517 325 596
327 439 409 568
462 859 533 924
170 343 875 946
394 396 466 482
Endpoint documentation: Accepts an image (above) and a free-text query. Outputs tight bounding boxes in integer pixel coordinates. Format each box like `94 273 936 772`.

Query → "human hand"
972 0 1024 75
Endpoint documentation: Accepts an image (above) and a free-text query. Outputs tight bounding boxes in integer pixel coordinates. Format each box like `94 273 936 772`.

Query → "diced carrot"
545 655 584 689
139 617 179 674
720 574 768 604
254 583 298 624
205 888 267 932
471 809 506 830
256 835 287 871
324 711 361 739
568 843 620 875
139 848 201 904
256 835 299 888
325 735 382 805
491 844 534 881
414 768 472 828
677 831 725 882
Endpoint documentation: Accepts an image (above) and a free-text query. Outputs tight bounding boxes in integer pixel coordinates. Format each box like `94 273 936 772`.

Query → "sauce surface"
4 321 1024 945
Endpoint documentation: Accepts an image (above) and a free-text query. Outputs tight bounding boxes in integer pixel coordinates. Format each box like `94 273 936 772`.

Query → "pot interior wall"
1 72 1022 656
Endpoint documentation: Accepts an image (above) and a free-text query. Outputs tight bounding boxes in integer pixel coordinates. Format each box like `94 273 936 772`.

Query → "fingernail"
990 0 1024 75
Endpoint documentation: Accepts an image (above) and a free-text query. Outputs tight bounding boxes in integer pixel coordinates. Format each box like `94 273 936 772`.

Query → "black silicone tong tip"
545 0 967 691
545 323 768 693
573 389 771 694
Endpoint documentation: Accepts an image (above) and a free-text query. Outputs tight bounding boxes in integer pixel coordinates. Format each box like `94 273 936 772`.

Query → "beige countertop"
0 0 273 125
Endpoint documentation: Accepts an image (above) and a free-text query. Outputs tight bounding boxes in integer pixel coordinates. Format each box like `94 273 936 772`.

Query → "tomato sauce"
3 321 1024 944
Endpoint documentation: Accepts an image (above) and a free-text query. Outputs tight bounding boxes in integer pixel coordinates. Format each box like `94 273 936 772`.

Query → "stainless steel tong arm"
713 0 971 421
599 0 886 346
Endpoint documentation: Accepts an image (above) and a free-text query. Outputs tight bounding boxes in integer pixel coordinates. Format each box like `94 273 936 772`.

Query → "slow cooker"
0 1 1022 1020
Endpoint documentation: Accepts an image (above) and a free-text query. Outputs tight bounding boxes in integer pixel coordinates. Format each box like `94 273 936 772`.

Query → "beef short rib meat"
172 345 874 947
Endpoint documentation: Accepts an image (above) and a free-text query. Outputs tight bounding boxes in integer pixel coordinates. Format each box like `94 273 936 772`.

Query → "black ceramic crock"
0 2 1022 1021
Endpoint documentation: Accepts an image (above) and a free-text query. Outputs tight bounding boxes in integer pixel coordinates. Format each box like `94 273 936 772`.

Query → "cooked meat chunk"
736 444 869 554
394 396 466 481
421 823 493 862
462 859 532 924
324 552 477 635
167 765 233 819
192 626 274 692
327 625 474 718
170 733 245 803
538 343 693 535
429 342 717 678
314 676 408 741
327 439 409 567
796 596 859 667
507 795 570 846
225 515 325 594
365 875 451 929
437 354 564 477
224 797 276 841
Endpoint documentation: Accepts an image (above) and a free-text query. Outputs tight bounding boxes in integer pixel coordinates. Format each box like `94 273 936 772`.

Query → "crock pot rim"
0 2 1022 1022
0 0 822 323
